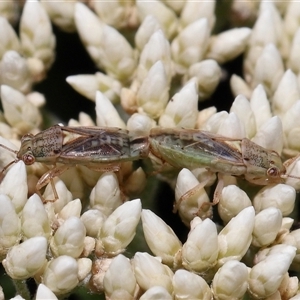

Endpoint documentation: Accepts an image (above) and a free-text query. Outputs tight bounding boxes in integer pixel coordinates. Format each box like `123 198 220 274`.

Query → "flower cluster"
1 0 300 299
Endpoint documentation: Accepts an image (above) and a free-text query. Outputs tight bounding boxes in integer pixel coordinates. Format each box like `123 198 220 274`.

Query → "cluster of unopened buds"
1 0 300 299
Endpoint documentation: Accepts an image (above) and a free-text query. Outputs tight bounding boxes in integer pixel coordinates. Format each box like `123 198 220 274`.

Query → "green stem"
12 279 31 300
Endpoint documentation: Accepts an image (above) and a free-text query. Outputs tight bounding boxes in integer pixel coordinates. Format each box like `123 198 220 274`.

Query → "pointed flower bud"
159 79 198 128
136 0 177 39
248 245 296 298
216 112 245 139
230 94 256 138
136 60 169 119
42 255 79 295
103 254 137 299
3 237 47 279
218 207 255 267
135 15 162 51
20 0 55 72
252 207 282 248
140 286 172 300
173 269 212 300
207 27 251 64
218 185 252 224
230 74 252 99
36 283 58 300
66 72 122 104
132 252 174 293
50 216 86 258
81 209 106 238
171 18 210 73
212 260 248 299
0 194 21 253
175 168 211 225
141 209 182 267
182 218 218 273
97 199 141 256
0 160 27 213
21 193 51 240
95 91 125 128
253 184 295 216
0 85 42 134
90 172 122 217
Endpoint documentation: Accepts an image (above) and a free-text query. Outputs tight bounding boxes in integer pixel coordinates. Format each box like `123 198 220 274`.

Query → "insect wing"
150 128 244 171
59 127 132 163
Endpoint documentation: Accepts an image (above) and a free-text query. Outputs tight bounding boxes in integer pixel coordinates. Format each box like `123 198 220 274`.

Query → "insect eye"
22 154 35 165
267 167 279 177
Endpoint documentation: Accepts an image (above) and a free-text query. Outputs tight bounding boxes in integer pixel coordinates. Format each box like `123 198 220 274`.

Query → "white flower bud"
137 29 172 84
251 116 283 154
217 112 245 139
126 113 156 135
175 168 211 225
140 286 172 300
0 17 20 58
212 260 248 300
196 106 217 129
81 209 106 238
248 245 296 298
50 216 86 258
180 0 215 31
171 18 210 73
20 0 55 71
218 207 255 267
136 60 169 118
272 69 300 117
77 257 92 281
3 237 47 279
93 1 136 29
230 94 256 138
230 74 252 99
66 72 122 104
287 28 300 74
89 172 122 217
281 101 300 154
159 79 198 128
0 85 42 134
36 284 58 300
250 84 272 130
141 209 182 267
57 199 82 221
74 3 136 82
182 218 218 273
252 43 284 96
21 193 51 240
123 167 147 196
95 91 126 128
132 252 174 293
202 111 228 133
136 0 177 39
207 27 251 64
252 207 282 248
187 60 222 100
218 185 252 224
280 229 300 271
0 194 21 252
0 160 27 213
285 159 300 191
41 0 75 32
135 15 162 51
253 184 295 216
42 255 79 295
283 2 300 42
43 179 73 214
103 254 137 299
97 199 141 256
173 269 212 300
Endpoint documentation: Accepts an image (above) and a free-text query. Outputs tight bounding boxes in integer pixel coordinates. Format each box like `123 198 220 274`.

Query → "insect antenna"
0 144 19 175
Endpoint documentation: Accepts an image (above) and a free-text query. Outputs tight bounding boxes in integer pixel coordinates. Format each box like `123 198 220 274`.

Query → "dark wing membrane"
59 130 131 162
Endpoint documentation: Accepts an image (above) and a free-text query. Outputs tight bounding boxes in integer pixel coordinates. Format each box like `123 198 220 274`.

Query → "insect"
0 124 149 201
149 127 297 211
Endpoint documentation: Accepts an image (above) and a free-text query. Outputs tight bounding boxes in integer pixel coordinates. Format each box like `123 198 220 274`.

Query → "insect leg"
173 177 211 213
36 165 70 202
